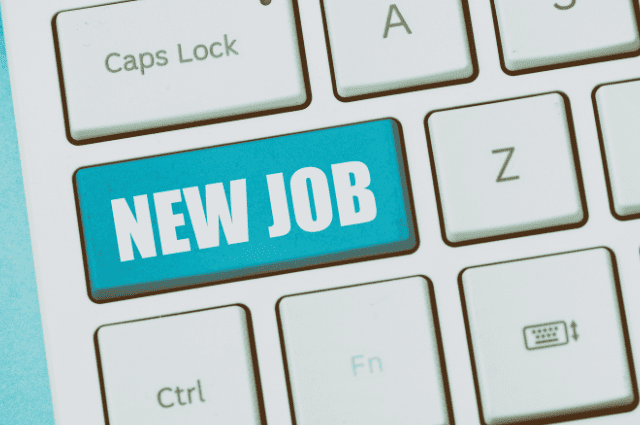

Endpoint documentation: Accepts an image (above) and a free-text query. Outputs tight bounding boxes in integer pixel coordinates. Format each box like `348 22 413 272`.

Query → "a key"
278 276 452 425
426 93 585 245
492 0 640 73
96 306 261 425
55 0 308 142
321 0 475 99
594 79 640 218
460 248 637 424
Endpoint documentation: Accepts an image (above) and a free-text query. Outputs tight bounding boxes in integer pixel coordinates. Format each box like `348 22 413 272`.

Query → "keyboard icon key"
523 321 569 350
460 248 637 424
75 119 417 302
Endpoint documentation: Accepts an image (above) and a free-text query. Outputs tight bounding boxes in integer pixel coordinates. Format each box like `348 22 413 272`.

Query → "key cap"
426 93 585 245
278 276 452 425
55 0 308 142
75 119 417 302
460 248 637 424
321 0 475 99
96 306 261 425
595 79 640 218
492 0 640 73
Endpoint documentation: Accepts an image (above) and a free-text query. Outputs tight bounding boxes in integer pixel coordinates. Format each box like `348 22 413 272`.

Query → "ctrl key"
95 306 262 425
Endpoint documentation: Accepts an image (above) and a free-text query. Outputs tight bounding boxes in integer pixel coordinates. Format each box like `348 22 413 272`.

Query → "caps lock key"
55 0 309 143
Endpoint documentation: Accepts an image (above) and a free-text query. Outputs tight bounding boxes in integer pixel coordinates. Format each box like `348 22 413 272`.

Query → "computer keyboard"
5 0 640 424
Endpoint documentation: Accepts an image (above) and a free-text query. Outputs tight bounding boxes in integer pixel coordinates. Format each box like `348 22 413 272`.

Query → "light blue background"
76 119 417 301
0 9 56 425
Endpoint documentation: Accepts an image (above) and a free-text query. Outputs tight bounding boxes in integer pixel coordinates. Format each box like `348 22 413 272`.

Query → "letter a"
383 4 412 38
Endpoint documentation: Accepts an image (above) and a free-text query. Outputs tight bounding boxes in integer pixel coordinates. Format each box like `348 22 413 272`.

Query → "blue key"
75 119 418 302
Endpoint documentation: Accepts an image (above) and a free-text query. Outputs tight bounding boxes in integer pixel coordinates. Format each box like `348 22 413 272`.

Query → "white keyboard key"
96 306 261 425
427 93 585 244
461 248 637 424
322 0 474 99
493 0 640 73
278 276 451 425
55 0 308 142
595 79 640 218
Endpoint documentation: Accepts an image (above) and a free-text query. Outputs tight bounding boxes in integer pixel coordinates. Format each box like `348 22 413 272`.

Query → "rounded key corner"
52 9 68 28
405 235 420 255
72 166 85 183
413 274 434 292
616 211 640 222
94 323 108 339
88 289 108 305
297 89 312 111
457 264 475 281
500 55 529 76
424 109 443 130
67 125 116 146
592 82 609 99
230 303 252 318
332 84 357 103
627 389 640 413
386 116 403 129
275 293 293 313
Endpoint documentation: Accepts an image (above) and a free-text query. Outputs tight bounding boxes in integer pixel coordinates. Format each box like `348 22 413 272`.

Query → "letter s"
105 52 122 73
156 50 169 66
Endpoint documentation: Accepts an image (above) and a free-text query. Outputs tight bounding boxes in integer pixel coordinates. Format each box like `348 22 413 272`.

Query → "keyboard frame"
5 0 640 424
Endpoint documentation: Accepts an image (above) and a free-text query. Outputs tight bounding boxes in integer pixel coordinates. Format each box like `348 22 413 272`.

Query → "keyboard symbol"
523 321 569 350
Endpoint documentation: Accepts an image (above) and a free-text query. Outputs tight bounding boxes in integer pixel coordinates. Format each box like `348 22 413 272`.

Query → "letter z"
491 147 519 183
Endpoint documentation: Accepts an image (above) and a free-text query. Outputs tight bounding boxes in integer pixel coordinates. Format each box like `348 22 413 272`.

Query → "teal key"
75 119 418 302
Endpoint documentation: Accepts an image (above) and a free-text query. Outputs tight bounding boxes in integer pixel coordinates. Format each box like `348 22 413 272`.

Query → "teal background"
76 119 417 302
0 8 56 425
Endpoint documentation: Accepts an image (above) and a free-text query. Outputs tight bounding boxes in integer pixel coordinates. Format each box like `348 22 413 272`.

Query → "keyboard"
4 0 640 424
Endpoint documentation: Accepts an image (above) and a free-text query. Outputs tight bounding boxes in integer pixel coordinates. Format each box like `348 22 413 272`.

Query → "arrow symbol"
570 321 579 341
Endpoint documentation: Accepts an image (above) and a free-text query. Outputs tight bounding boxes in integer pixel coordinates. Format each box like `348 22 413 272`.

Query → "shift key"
55 0 309 143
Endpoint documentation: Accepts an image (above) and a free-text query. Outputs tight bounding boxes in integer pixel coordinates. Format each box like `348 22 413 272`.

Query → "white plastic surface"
96 306 261 425
55 0 307 140
595 80 640 217
461 248 635 424
7 0 640 424
428 93 584 243
493 0 640 72
279 277 449 425
322 0 473 98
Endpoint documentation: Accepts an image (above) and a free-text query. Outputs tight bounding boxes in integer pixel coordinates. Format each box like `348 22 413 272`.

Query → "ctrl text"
157 379 205 408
